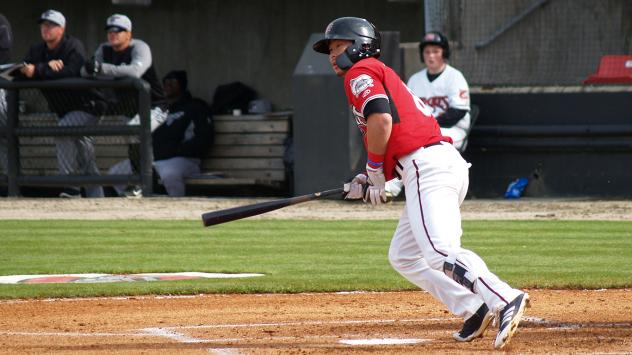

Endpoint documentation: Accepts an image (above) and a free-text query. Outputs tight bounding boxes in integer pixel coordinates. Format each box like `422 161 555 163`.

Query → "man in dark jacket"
108 70 212 197
20 10 104 198
152 70 212 196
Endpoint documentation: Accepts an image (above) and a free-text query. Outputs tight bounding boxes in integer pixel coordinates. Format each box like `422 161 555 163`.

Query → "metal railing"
0 78 153 197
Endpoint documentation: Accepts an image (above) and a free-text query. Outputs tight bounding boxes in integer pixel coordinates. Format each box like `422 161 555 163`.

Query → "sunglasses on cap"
106 26 127 33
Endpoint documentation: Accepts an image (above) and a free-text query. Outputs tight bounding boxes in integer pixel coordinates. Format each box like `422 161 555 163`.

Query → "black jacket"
18 35 108 117
153 93 213 161
22 35 86 79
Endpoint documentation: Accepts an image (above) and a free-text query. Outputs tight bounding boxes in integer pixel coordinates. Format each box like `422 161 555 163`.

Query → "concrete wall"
2 0 423 109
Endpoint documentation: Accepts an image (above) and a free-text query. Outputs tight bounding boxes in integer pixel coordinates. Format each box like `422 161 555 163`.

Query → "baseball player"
313 17 529 349
84 14 167 196
386 31 471 198
19 10 104 198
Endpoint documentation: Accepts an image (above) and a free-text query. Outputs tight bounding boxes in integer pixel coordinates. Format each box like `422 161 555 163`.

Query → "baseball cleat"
494 292 530 349
453 303 494 342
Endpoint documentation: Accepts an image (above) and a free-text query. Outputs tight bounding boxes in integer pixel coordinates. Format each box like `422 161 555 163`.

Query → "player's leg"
107 159 133 196
71 112 103 198
402 143 528 348
56 111 86 197
390 199 493 341
153 157 200 197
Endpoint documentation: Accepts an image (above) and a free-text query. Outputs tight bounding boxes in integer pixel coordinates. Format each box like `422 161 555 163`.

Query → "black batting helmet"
313 17 381 70
419 31 450 63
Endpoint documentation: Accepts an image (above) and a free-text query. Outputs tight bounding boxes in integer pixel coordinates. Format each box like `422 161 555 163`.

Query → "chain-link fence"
0 78 153 197
424 0 632 86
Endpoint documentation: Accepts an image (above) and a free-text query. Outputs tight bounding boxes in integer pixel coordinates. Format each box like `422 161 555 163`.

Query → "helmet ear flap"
336 49 355 70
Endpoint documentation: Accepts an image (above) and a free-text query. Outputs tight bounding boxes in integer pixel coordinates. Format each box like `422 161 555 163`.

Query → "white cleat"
494 292 530 349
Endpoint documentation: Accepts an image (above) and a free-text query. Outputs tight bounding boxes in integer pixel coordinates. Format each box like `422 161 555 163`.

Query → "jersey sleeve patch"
350 74 375 97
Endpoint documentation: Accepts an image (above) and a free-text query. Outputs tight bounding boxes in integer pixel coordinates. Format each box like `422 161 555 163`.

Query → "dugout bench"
182 111 292 194
12 111 293 196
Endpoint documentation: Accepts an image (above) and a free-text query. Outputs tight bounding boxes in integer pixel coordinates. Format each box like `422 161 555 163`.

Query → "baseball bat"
201 187 344 227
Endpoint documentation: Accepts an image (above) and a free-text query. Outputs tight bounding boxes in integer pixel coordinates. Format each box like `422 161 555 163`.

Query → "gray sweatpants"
153 157 200 197
108 156 200 197
56 110 104 197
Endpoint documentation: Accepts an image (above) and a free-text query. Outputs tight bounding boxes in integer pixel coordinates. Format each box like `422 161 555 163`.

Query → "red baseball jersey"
343 58 451 180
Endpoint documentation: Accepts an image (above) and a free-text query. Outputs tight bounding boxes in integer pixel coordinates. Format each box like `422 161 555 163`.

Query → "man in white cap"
83 14 165 113
19 10 106 199
20 10 85 79
83 14 166 197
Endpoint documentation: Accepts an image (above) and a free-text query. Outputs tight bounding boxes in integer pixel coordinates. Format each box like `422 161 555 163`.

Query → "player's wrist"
366 151 384 170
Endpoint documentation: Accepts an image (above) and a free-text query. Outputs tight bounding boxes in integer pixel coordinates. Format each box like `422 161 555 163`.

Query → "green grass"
0 219 631 299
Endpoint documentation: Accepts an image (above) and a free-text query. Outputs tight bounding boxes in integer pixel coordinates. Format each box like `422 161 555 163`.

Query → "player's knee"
388 246 413 272
442 253 477 292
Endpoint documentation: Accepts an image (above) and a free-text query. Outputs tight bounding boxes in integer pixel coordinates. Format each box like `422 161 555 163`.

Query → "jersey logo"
459 89 469 100
351 106 368 135
421 96 449 112
350 74 374 98
361 89 371 98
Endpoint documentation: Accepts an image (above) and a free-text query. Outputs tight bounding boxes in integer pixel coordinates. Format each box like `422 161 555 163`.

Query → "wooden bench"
185 111 292 190
10 111 292 193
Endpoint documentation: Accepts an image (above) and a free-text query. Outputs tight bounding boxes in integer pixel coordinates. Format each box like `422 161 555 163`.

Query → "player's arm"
364 97 392 155
438 72 470 127
366 112 391 155
363 98 392 205
435 107 467 128
100 40 152 78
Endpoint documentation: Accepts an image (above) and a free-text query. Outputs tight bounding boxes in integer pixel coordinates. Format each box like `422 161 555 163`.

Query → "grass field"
1 219 631 299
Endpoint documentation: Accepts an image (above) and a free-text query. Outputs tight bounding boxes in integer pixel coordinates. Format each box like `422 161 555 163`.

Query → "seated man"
152 71 213 196
19 10 104 198
109 70 212 197
386 31 471 197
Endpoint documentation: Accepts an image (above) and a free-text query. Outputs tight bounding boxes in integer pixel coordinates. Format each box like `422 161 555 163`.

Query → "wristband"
367 151 384 169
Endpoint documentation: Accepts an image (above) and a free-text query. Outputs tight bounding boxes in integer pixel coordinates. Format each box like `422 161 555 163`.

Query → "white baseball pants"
388 142 521 318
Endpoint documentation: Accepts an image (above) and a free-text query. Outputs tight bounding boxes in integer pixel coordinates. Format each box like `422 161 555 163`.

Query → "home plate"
0 272 265 284
340 338 431 345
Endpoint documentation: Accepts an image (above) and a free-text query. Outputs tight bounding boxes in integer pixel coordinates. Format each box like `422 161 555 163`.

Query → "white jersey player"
386 31 471 198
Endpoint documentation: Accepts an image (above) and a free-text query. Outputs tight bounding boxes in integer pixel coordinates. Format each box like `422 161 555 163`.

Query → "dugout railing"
0 78 153 197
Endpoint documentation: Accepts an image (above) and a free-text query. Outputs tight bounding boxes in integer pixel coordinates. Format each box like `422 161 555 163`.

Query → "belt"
423 141 443 149
394 141 444 179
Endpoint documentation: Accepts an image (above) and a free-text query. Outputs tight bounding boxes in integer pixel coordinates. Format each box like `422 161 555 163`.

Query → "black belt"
423 141 443 149
394 142 444 179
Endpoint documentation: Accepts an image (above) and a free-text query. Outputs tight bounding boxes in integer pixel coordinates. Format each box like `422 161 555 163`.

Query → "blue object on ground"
504 177 529 199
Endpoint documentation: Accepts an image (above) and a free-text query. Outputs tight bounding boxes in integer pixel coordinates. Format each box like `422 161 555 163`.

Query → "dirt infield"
1 290 631 354
1 198 631 353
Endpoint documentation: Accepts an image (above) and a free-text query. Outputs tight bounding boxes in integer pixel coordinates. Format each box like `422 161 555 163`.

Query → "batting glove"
364 165 387 206
343 173 367 200
84 57 102 76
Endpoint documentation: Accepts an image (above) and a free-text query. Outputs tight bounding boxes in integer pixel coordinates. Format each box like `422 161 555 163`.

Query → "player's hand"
364 165 387 206
48 59 64 72
84 57 102 75
343 173 367 200
20 64 35 78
